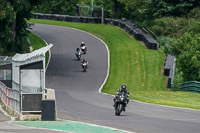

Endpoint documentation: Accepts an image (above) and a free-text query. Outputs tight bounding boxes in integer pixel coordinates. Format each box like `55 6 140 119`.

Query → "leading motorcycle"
114 91 128 116
81 45 87 54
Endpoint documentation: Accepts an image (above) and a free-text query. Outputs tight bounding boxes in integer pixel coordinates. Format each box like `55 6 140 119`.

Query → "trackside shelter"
0 44 53 113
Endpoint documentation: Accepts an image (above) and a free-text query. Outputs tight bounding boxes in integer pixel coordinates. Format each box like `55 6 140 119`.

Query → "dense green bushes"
148 8 200 83
33 0 79 16
0 0 15 54
170 33 200 82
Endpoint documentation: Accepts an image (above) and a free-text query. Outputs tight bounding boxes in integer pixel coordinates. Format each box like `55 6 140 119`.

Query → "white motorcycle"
81 45 87 54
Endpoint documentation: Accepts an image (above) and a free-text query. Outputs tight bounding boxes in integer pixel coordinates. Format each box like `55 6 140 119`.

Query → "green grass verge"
28 19 200 110
28 32 49 66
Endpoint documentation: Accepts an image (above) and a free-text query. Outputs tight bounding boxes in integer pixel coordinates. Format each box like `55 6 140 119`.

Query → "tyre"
115 103 123 116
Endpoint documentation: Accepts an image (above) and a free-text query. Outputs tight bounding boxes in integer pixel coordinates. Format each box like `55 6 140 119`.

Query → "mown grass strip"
28 19 200 110
28 32 49 66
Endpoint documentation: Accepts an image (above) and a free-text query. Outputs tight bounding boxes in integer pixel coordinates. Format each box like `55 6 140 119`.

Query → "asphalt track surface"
0 109 65 133
31 24 200 133
0 122 66 133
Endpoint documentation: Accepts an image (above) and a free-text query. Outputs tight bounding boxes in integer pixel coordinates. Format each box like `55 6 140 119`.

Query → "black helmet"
76 48 80 51
121 84 126 90
82 59 86 62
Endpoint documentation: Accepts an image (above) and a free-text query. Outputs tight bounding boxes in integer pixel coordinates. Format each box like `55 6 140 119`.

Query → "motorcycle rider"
113 84 129 111
81 59 88 69
80 42 86 47
76 48 80 54
80 42 87 54
75 48 81 59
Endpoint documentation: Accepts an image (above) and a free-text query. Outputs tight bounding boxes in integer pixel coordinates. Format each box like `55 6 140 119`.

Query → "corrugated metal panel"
12 44 53 62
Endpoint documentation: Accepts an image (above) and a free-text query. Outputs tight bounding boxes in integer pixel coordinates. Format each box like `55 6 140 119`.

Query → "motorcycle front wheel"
115 103 123 116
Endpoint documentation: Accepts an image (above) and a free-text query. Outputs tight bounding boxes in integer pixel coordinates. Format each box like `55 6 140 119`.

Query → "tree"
150 17 189 38
170 32 200 82
139 0 200 19
33 0 79 16
0 0 15 54
0 0 43 54
0 0 6 19
116 0 200 23
10 0 44 53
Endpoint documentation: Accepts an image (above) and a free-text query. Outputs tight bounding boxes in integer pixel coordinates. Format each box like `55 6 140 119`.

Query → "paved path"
16 24 200 133
0 105 68 133
0 122 68 133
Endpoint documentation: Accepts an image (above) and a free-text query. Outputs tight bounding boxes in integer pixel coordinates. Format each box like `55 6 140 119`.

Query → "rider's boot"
113 102 116 107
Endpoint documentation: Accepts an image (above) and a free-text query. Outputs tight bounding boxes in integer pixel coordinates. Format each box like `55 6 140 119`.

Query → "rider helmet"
81 42 84 44
121 84 127 90
82 59 86 62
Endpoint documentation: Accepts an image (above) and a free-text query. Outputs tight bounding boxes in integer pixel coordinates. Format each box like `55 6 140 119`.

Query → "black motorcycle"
75 50 82 60
114 91 128 116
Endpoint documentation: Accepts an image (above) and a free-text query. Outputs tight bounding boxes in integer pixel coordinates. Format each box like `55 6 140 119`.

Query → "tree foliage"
170 32 200 81
150 17 193 38
0 0 15 54
0 0 6 20
0 0 42 54
33 0 79 16
127 0 200 19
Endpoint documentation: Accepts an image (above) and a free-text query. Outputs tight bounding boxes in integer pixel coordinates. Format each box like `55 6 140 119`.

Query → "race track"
31 24 200 133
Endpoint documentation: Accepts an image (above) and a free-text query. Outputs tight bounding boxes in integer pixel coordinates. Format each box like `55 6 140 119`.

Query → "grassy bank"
28 33 49 66
28 19 200 110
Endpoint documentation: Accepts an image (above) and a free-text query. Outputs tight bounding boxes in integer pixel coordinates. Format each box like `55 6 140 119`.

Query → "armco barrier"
33 13 159 50
179 81 200 93
164 53 175 89
163 43 176 89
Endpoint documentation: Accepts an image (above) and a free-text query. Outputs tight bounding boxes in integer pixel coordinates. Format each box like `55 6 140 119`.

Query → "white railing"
0 81 20 112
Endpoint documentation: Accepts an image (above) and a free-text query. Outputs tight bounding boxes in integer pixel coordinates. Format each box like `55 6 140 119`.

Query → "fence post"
101 5 104 24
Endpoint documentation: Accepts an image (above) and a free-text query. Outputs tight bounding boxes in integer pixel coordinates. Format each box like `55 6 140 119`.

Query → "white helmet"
81 42 84 44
